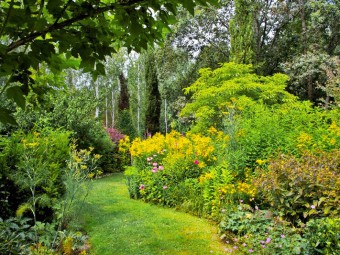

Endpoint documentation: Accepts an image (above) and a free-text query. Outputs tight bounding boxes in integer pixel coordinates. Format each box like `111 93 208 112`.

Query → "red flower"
194 159 199 165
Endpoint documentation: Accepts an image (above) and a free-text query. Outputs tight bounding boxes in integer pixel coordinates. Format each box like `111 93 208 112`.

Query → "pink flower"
242 243 247 247
139 184 145 190
240 200 244 203
311 205 316 209
153 162 158 167
261 245 266 248
265 238 271 244
158 165 164 170
233 246 238 249
281 234 285 238
194 159 199 165
152 167 158 173
249 249 254 253
260 241 265 244
163 185 168 189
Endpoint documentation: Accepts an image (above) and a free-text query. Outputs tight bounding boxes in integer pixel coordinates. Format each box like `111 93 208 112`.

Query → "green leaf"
16 203 31 217
164 3 176 15
182 0 195 15
6 86 26 109
303 211 308 218
323 206 332 215
285 191 294 197
318 197 326 206
96 62 106 76
0 107 17 125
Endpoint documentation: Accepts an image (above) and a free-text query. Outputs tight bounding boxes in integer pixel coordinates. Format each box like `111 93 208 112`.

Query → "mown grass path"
80 173 228 255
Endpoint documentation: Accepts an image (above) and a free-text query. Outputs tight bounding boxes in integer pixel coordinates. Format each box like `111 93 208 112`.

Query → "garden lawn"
80 173 230 255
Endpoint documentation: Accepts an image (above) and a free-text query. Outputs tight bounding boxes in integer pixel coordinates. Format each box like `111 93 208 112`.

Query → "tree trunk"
105 95 108 128
137 62 141 135
111 87 115 127
95 80 99 118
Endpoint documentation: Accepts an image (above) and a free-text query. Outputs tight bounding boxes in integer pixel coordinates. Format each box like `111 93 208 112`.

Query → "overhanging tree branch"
6 0 145 53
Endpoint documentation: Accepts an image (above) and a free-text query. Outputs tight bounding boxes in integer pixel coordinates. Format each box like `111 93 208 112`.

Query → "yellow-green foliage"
62 236 73 255
181 62 296 133
198 164 256 220
296 121 340 152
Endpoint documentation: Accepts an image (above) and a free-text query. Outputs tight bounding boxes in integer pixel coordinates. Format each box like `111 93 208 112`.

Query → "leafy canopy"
181 62 297 132
0 0 217 124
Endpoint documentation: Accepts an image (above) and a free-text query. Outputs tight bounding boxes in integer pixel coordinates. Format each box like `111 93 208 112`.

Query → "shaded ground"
80 173 229 255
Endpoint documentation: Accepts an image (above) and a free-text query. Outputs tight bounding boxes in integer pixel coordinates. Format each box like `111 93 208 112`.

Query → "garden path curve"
80 173 228 255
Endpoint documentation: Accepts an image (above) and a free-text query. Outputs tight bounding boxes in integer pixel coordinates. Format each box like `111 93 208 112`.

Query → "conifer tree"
144 52 161 135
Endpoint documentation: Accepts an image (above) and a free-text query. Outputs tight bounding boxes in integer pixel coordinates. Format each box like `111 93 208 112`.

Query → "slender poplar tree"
144 51 161 135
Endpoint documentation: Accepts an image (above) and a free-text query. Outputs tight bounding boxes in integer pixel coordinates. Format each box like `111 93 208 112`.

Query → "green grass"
79 173 229 255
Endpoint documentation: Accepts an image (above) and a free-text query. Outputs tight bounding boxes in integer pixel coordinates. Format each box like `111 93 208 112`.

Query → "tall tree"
144 51 161 135
128 52 146 137
118 73 129 111
229 0 255 64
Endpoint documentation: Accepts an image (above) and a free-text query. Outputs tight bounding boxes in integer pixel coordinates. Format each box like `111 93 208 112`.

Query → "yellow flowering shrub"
130 133 165 157
130 130 216 173
67 145 101 180
117 136 131 166
195 163 257 220
127 130 220 210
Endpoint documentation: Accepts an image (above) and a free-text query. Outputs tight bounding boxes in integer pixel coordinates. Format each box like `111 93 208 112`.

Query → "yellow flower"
208 126 218 135
198 161 206 169
245 213 252 219
297 132 313 149
256 159 266 165
73 156 82 163
26 142 39 147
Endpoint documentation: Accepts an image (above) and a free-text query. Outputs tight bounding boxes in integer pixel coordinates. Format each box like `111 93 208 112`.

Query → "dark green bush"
0 217 35 254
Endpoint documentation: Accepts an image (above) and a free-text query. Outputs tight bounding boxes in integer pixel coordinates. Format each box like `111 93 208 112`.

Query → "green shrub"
304 217 340 255
0 217 90 255
0 217 35 254
36 90 116 173
253 150 340 224
0 128 71 220
220 204 308 254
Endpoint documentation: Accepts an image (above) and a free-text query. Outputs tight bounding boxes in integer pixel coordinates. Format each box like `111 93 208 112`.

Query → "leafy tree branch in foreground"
0 0 217 124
